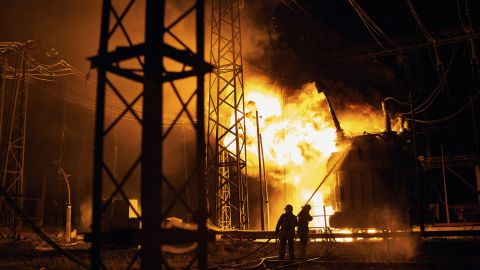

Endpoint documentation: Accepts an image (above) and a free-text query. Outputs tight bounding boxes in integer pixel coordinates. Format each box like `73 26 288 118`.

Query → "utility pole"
59 168 72 242
207 0 249 230
259 134 270 230
89 1 211 269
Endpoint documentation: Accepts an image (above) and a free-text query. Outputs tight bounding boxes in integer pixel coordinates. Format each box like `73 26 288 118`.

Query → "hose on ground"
0 185 89 269
211 231 278 268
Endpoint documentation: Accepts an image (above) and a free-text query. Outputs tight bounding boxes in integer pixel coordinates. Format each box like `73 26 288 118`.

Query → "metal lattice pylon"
89 0 210 269
0 47 29 231
207 0 249 230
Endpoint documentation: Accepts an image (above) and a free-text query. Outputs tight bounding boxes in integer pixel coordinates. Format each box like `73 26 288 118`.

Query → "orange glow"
223 80 340 228
221 76 388 229
301 191 334 228
336 229 354 242
227 82 338 172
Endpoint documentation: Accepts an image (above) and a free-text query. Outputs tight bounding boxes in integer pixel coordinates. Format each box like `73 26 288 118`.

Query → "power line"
2 44 194 127
408 89 480 124
405 0 433 41
0 185 89 269
346 0 392 50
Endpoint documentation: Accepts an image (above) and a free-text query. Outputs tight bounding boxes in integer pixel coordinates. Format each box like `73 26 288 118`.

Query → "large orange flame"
222 76 388 229
231 80 339 228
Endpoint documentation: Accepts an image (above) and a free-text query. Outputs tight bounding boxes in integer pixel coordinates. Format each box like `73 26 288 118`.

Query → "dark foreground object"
1 232 480 269
261 258 480 270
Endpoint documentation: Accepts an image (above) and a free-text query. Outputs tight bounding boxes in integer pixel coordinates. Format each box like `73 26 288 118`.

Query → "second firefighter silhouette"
297 204 313 257
275 204 298 259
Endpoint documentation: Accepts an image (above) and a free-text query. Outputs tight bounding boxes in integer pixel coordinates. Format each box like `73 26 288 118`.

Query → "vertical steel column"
142 1 165 268
196 1 208 268
0 48 28 233
90 0 109 267
207 0 249 230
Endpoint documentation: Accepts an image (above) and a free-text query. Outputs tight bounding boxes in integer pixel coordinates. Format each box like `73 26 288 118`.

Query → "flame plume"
222 77 386 229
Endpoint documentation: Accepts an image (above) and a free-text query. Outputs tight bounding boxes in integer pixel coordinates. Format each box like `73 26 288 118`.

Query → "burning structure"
328 127 413 229
1 0 480 269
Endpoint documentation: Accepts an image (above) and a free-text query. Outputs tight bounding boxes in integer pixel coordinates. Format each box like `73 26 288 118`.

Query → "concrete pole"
66 204 71 242
59 168 72 242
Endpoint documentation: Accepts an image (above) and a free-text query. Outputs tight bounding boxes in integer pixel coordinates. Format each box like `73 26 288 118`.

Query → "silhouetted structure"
0 42 30 237
207 0 249 230
89 0 211 269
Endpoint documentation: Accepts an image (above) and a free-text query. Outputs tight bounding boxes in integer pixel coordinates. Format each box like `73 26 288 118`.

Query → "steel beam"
207 0 249 230
90 0 210 269
0 48 29 236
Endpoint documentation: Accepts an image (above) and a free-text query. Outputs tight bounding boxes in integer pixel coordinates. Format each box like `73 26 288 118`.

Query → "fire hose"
213 151 348 267
305 151 348 205
209 231 279 269
0 185 89 269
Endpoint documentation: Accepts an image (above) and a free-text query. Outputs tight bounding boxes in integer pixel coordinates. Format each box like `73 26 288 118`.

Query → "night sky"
1 0 480 226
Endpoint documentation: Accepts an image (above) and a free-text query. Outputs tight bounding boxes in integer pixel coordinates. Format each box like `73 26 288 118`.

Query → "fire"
240 82 337 170
336 229 354 242
222 80 339 228
221 76 387 229
301 191 334 228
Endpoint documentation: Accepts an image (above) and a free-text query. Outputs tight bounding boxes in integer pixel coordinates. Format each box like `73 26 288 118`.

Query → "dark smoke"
244 0 480 114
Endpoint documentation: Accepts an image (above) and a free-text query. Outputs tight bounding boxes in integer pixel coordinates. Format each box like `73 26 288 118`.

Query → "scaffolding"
207 0 249 230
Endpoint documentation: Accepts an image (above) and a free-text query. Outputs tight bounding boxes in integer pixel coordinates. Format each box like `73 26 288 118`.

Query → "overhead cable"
346 0 392 50
405 0 433 41
399 42 459 116
408 90 480 124
0 185 89 269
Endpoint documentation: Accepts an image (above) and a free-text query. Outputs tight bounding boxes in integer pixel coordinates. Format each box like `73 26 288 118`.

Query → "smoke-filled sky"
2 0 480 227
0 0 100 71
2 0 480 97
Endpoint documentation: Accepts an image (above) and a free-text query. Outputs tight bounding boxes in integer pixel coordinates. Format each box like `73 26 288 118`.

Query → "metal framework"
0 46 29 234
419 153 480 211
207 0 249 230
89 0 210 269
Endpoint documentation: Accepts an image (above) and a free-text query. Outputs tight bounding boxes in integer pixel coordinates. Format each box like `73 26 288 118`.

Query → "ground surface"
1 228 479 269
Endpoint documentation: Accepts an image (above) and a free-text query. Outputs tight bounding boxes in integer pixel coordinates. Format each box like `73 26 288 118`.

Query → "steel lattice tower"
89 0 210 269
207 0 249 230
0 46 29 233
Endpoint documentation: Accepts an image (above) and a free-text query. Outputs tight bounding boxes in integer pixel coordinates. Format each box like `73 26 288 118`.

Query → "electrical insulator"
239 0 244 9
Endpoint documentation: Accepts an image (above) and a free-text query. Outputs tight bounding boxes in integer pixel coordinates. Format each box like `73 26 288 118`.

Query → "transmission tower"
0 45 29 235
89 0 210 269
207 0 249 230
